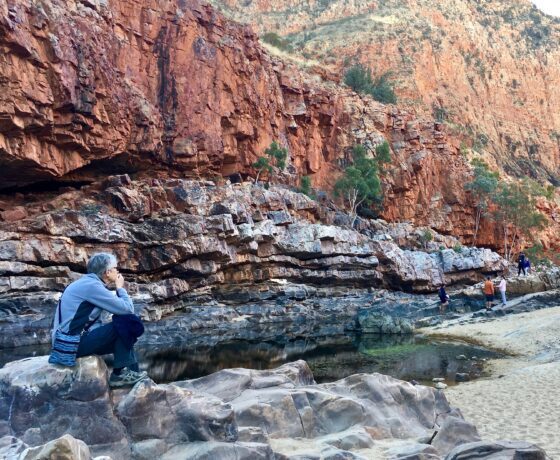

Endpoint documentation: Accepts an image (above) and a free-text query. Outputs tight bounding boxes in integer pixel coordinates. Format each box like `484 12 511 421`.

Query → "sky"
531 0 560 16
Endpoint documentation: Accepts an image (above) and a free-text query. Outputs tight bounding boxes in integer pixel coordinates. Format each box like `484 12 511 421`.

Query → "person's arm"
88 281 134 315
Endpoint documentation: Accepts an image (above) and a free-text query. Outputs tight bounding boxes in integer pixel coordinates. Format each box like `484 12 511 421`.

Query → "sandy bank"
420 306 560 458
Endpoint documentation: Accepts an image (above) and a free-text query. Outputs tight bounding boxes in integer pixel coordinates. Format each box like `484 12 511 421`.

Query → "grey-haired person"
52 253 147 387
498 276 507 306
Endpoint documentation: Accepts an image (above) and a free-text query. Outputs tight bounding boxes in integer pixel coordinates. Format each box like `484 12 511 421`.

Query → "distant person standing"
524 257 531 275
517 252 526 276
438 284 450 314
482 276 495 310
498 276 507 306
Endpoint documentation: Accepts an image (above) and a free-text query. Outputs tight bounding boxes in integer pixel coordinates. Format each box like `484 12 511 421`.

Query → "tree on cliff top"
464 158 498 247
334 145 382 226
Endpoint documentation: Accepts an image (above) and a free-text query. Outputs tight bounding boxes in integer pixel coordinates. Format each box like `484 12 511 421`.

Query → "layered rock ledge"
0 178 506 348
0 356 549 459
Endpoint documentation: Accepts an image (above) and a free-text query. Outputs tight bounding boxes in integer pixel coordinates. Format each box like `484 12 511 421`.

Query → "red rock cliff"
0 0 347 187
1 0 559 252
208 0 560 185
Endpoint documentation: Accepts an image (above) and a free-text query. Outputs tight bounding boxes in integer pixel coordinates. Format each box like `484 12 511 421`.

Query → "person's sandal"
109 369 148 388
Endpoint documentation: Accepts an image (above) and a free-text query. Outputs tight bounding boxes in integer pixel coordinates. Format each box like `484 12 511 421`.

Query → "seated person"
52 252 146 387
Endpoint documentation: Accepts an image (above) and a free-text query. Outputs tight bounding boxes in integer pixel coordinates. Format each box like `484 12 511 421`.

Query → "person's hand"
115 273 125 289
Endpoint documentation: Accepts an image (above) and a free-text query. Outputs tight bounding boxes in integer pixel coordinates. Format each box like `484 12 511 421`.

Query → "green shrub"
464 159 498 246
375 141 391 166
299 176 314 198
265 141 287 169
419 229 433 250
343 64 397 104
334 144 383 225
261 32 293 52
370 72 397 104
344 64 373 94
253 141 288 184
433 107 448 122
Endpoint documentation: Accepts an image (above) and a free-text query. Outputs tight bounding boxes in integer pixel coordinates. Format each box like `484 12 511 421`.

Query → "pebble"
432 377 445 382
434 382 448 389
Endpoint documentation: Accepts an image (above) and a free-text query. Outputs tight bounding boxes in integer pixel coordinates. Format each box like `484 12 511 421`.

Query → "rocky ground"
0 357 549 459
420 303 560 458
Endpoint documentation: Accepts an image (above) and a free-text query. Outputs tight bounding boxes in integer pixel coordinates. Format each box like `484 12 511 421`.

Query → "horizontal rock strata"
0 179 506 348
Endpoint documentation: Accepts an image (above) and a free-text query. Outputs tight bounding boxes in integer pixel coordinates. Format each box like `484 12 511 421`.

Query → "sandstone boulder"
116 379 237 445
432 415 481 454
0 356 128 458
225 372 450 441
0 356 551 459
15 434 91 460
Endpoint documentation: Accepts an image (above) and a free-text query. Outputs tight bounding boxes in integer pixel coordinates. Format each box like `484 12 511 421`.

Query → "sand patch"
421 306 560 458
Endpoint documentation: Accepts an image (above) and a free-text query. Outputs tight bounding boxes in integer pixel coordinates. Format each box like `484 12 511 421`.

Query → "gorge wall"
1 0 559 251
209 0 560 185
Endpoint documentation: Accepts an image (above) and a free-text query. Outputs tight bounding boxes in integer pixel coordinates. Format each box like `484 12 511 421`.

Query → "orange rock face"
209 0 560 184
0 0 346 188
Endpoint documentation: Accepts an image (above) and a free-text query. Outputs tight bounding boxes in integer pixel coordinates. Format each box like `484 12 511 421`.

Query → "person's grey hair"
87 253 118 277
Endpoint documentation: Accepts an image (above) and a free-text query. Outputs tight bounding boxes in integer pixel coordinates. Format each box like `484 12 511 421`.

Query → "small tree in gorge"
492 180 547 261
375 141 392 171
334 145 382 226
253 156 272 184
464 159 498 246
253 141 288 184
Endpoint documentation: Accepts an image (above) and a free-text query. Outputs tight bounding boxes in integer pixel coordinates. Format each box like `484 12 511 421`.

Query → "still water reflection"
137 334 502 385
0 334 501 385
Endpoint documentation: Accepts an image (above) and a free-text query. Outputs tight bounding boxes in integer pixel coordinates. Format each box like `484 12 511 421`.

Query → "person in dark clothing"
524 257 531 275
517 252 526 276
52 253 147 387
438 284 450 314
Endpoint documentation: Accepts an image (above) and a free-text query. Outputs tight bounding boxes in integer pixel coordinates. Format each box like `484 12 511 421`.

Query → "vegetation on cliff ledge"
253 141 288 185
344 64 397 104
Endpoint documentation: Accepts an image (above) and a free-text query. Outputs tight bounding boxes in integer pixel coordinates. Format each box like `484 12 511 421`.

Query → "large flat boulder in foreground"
0 357 550 459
